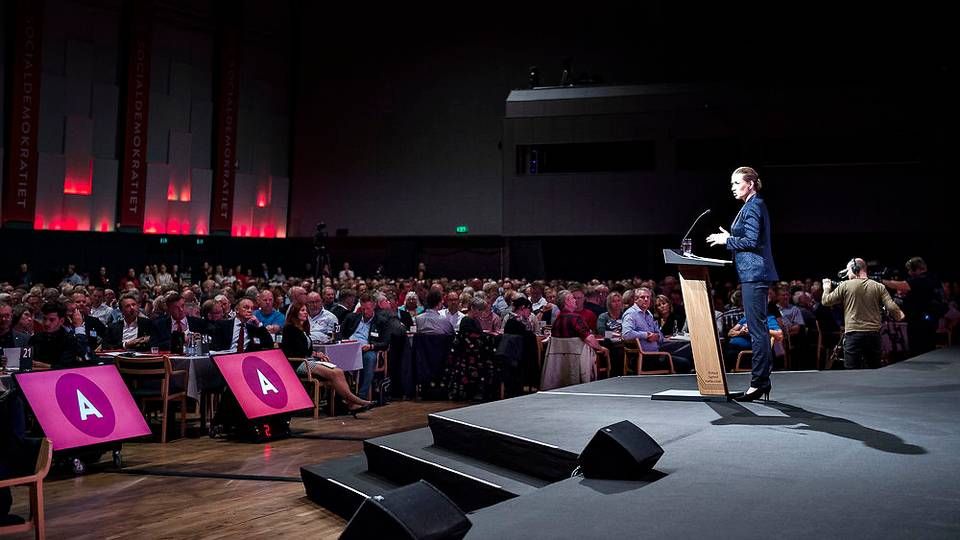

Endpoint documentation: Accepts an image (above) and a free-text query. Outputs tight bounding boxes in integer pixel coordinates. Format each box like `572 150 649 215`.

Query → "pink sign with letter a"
15 365 151 451
213 349 313 419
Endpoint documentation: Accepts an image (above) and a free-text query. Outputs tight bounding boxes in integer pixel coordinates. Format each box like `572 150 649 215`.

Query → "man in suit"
210 297 273 353
341 293 389 399
105 293 159 351
0 302 29 349
154 291 209 352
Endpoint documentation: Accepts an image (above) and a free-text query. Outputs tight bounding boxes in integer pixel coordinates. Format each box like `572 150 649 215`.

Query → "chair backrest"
623 338 642 353
115 355 171 378
35 437 53 477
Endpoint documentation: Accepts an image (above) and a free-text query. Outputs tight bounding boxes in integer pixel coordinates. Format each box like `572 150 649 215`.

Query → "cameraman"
883 257 944 356
822 258 904 369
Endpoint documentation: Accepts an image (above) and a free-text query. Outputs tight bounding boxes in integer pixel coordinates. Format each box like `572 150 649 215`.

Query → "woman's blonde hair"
733 166 762 190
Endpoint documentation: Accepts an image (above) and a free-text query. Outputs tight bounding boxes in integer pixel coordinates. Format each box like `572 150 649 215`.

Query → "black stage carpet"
303 347 960 539
460 348 960 539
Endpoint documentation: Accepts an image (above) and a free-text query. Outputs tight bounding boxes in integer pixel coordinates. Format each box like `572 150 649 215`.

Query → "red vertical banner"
3 0 44 225
211 19 241 233
117 1 153 229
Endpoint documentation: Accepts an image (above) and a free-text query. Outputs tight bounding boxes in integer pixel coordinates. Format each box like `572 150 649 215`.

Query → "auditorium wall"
0 0 292 237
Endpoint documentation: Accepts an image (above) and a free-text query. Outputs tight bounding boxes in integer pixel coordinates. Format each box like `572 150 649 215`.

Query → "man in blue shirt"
253 290 284 334
341 293 389 400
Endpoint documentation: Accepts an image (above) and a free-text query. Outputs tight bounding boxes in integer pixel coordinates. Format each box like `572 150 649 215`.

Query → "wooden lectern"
652 249 733 402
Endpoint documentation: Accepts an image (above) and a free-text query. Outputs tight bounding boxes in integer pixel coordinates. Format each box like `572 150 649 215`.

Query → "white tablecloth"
319 341 363 371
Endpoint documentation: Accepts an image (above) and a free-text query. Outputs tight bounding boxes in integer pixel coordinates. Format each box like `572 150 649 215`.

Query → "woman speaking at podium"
706 166 779 401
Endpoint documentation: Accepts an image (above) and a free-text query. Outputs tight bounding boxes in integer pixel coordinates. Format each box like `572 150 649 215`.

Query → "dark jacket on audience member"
209 319 274 352
0 330 29 349
27 328 85 368
105 317 159 351
152 314 210 351
75 315 108 351
340 312 390 351
329 304 350 323
280 325 313 359
398 309 414 330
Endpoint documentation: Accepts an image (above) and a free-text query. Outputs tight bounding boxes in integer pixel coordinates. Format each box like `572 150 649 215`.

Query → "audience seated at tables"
415 290 455 335
105 293 159 351
28 302 85 369
5 255 951 394
280 301 373 413
210 298 273 353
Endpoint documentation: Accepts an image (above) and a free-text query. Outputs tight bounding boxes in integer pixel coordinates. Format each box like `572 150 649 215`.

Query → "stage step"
300 454 401 519
428 412 579 481
364 427 549 512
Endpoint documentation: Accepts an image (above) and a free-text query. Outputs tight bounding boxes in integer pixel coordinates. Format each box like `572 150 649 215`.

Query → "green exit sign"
456 225 469 234
196 238 205 245
159 237 169 244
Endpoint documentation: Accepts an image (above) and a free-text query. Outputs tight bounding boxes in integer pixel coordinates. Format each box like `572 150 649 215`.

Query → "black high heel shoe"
734 385 771 402
348 403 374 417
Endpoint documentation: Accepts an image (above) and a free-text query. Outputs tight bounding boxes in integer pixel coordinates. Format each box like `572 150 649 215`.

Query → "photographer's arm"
821 279 842 307
880 288 906 321
882 279 911 294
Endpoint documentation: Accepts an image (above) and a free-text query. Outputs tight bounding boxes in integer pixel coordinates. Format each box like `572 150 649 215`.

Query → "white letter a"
77 390 104 421
257 370 279 395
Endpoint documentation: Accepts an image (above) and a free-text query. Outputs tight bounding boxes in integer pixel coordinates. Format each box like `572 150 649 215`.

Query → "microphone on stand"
680 209 711 255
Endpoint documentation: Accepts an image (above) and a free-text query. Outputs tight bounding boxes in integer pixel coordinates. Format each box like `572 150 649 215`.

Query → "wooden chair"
0 438 53 539
594 346 612 379
287 358 335 419
622 338 674 375
115 355 187 443
367 350 389 401
733 336 777 373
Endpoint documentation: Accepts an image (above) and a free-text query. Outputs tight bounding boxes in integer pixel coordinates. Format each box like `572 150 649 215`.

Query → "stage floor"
456 348 960 539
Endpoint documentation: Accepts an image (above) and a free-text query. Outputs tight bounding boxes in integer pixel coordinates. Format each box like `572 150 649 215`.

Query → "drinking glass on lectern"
681 238 693 256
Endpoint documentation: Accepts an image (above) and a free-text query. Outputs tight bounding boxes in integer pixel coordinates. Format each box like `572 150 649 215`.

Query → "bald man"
822 257 904 369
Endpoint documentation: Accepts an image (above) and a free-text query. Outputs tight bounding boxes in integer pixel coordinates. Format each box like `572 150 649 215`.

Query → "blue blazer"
726 195 779 283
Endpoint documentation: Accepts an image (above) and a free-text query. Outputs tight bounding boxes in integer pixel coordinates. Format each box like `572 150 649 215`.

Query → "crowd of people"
2 257 956 380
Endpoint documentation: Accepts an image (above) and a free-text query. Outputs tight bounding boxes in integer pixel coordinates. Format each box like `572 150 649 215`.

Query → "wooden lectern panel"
679 270 728 396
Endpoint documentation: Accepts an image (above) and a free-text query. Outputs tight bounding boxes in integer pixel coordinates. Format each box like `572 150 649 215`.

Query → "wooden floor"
6 401 465 539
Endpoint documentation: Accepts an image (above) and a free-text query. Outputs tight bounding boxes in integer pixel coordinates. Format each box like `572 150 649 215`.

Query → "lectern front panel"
679 273 728 396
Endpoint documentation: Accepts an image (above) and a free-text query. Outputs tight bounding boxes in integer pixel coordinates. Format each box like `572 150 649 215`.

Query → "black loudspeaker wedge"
340 480 471 540
578 420 664 479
